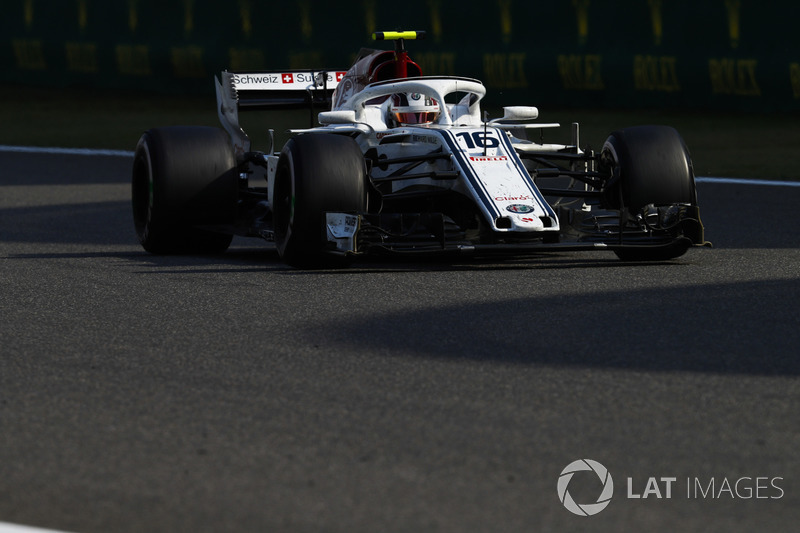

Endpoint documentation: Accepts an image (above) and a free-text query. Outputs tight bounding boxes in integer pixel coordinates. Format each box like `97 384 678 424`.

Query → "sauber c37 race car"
132 31 708 267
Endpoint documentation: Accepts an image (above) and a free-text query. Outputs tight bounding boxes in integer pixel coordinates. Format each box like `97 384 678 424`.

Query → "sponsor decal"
233 71 345 90
234 73 279 85
506 204 536 214
294 72 335 85
412 134 439 144
495 195 532 201
469 155 508 162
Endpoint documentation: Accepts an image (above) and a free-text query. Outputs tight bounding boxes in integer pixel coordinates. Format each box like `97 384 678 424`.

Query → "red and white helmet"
389 92 440 125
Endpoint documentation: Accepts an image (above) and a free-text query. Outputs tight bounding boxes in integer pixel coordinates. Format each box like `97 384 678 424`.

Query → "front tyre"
273 134 367 268
600 125 698 261
131 126 237 254
601 125 696 211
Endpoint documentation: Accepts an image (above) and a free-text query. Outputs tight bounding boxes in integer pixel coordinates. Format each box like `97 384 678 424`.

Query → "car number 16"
455 131 500 149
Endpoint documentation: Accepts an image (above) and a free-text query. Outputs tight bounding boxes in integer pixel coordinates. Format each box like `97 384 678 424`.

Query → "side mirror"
497 106 539 121
318 110 357 125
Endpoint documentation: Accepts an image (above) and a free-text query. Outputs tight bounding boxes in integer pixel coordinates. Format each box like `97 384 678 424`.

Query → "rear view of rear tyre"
600 125 698 261
273 134 367 268
131 126 237 254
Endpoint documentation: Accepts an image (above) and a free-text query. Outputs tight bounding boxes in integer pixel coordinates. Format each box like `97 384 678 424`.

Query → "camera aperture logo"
557 459 614 516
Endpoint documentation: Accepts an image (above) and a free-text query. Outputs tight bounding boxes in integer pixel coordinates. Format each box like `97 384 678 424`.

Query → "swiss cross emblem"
282 73 294 84
336 71 346 81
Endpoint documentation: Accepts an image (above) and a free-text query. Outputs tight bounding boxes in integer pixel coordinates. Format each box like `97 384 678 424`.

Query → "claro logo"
557 459 614 516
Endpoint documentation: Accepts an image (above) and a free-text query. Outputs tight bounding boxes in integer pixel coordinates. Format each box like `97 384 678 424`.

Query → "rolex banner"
2 0 798 111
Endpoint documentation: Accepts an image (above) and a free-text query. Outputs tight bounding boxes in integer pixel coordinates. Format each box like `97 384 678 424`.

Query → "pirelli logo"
469 156 508 162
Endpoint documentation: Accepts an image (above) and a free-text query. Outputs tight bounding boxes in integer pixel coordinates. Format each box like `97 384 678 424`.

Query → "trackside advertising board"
2 0 799 111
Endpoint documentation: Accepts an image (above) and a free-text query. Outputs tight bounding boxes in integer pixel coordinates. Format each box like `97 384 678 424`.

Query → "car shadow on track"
128 247 287 274
307 277 800 375
123 251 686 274
136 248 700 274
276 255 692 275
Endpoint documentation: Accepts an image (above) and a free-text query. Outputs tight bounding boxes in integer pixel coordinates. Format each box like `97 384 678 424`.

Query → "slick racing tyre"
132 126 237 254
600 125 697 261
273 134 367 268
600 125 696 212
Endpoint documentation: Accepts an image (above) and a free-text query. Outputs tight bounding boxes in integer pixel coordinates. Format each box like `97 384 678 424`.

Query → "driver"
388 92 440 126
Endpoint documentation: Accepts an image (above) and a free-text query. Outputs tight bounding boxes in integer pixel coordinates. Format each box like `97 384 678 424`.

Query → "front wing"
323 205 707 258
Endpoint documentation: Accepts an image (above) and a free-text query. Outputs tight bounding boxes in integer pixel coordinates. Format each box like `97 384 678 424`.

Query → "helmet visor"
392 110 439 124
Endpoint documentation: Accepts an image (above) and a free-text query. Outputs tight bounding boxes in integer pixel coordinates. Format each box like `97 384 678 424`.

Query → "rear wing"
218 70 346 108
215 69 346 156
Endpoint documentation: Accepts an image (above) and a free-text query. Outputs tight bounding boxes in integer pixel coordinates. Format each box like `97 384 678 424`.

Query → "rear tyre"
600 125 696 261
273 134 367 268
131 126 237 254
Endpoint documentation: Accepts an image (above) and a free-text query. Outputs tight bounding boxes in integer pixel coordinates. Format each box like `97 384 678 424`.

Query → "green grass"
3 84 798 179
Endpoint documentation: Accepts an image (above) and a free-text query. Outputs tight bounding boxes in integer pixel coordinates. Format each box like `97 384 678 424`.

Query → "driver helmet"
389 92 440 125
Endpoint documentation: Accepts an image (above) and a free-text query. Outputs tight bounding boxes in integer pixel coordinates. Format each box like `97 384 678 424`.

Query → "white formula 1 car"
132 31 708 267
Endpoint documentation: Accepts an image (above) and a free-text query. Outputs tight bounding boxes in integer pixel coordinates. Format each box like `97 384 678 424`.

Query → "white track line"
1 144 799 188
695 176 800 187
0 145 134 157
0 522 75 533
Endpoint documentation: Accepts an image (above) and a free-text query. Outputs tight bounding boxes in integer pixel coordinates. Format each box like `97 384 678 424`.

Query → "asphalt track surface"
1 151 799 533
